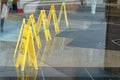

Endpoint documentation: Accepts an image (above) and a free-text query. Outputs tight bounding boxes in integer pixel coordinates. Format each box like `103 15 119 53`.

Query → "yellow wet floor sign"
27 14 42 49
14 2 69 71
35 2 69 37
14 19 38 71
36 10 51 42
58 2 69 28
47 5 60 34
45 2 69 34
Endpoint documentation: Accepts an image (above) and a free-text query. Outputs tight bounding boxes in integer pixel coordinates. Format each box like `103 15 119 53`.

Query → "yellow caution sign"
14 2 69 71
47 5 60 34
14 19 25 58
45 2 69 34
40 10 51 42
29 10 51 42
35 2 69 36
58 2 69 28
14 19 38 71
48 2 69 34
27 14 42 49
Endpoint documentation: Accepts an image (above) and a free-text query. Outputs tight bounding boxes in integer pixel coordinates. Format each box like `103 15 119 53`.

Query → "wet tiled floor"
0 3 120 80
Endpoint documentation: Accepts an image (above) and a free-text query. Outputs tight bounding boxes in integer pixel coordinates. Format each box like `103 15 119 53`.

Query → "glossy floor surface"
0 2 120 80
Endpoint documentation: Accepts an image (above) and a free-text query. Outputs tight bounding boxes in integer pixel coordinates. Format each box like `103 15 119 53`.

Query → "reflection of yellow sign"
40 41 51 67
25 68 38 80
17 68 38 80
14 19 38 71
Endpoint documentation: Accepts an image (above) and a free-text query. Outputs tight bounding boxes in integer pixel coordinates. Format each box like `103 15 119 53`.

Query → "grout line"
41 68 45 80
83 67 94 80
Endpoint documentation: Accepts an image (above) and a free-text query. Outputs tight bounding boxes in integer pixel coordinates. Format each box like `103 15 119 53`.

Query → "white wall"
85 0 104 4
